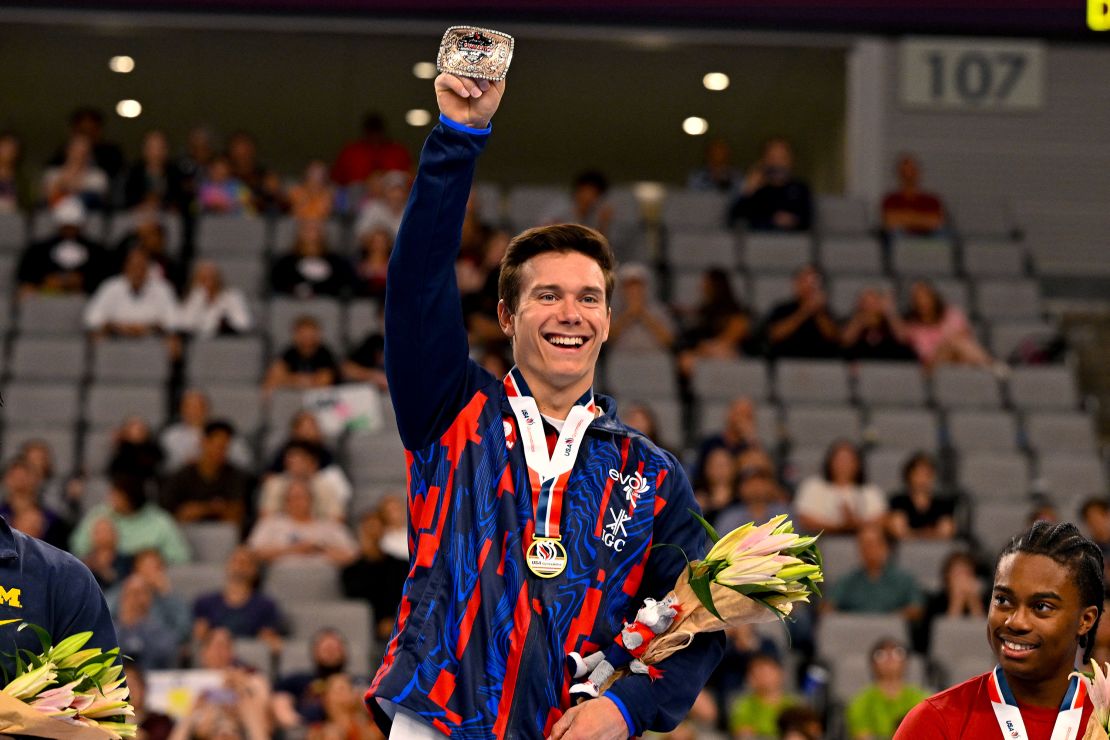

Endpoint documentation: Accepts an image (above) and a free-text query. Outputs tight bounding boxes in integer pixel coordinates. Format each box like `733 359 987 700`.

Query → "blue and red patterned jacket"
366 118 724 739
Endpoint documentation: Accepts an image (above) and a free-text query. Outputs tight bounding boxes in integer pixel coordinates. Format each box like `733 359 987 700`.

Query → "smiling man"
364 72 723 739
895 521 1103 739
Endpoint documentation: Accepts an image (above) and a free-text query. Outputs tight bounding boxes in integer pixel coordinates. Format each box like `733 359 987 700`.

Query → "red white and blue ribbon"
988 665 1086 740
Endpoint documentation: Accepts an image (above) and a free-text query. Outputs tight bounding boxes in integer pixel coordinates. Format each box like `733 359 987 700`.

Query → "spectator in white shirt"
247 477 358 566
84 247 178 340
353 170 409 242
176 260 252 338
258 441 352 521
795 439 887 535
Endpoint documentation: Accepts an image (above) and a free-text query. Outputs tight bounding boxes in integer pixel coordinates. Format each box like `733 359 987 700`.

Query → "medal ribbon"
504 367 595 540
988 665 1086 740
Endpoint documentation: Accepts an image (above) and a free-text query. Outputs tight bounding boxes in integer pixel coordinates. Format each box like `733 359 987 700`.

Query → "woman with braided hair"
896 520 1103 739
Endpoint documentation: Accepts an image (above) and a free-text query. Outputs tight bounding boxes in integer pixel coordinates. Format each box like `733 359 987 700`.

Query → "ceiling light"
109 55 135 74
412 62 438 79
703 72 730 91
405 108 432 127
682 117 708 136
116 99 142 118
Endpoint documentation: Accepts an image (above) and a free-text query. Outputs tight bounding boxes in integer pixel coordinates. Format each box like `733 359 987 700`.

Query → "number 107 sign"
899 38 1045 112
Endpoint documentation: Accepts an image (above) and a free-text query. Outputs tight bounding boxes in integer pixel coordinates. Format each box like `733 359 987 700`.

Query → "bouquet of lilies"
1075 660 1110 740
593 514 822 692
0 623 134 739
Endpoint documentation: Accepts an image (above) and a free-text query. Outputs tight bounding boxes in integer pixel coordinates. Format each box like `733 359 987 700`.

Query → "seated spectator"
542 170 613 236
695 395 763 479
81 518 130 590
171 627 272 740
342 329 387 391
922 551 986 631
462 230 512 350
111 548 191 644
176 259 253 338
1027 498 1058 525
796 440 887 535
270 218 352 298
178 125 215 200
113 216 182 290
258 442 351 521
160 390 254 473
0 457 69 549
49 106 125 181
687 137 744 196
263 315 340 393
764 265 841 358
106 415 165 481
693 447 739 527
903 280 994 371
193 547 282 649
288 159 335 221
330 111 412 187
272 628 351 732
886 452 956 541
248 478 358 565
607 263 675 354
124 663 175 740
778 706 824 740
737 446 779 481
197 155 254 215
84 246 178 341
729 653 801 740
0 131 31 214
715 469 791 536
16 196 109 298
42 134 110 209
729 137 812 232
342 508 409 642
226 131 269 205
845 637 929 740
70 474 190 565
266 410 337 473
677 267 753 377
354 170 410 240
17 438 69 522
1081 498 1110 561
162 420 253 525
352 226 392 300
621 401 670 451
825 525 923 620
122 129 186 211
307 673 379 740
841 288 916 362
881 154 947 237
111 573 182 669
377 493 408 561
709 623 781 721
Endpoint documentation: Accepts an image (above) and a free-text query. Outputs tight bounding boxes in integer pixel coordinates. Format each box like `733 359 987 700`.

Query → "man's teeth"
1003 640 1035 652
548 336 584 347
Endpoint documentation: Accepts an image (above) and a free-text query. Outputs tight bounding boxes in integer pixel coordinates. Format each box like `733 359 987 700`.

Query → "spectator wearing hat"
16 195 109 299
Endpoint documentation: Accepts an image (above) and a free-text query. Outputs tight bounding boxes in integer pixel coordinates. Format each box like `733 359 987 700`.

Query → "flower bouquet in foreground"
0 623 134 739
568 514 823 699
1074 660 1110 740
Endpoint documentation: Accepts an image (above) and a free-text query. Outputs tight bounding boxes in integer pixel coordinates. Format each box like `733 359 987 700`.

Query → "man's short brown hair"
497 224 616 314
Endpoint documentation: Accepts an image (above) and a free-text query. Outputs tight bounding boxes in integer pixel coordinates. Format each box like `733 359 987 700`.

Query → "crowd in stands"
0 105 1100 740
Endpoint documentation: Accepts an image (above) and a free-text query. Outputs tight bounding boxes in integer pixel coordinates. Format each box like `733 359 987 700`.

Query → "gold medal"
437 26 515 82
525 536 567 579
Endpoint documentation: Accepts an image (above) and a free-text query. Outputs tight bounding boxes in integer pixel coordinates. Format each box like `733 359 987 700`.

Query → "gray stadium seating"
1 427 75 475
774 360 851 405
932 366 1002 408
829 276 894 318
958 452 1029 500
816 195 870 237
785 405 861 448
1024 411 1097 454
196 215 267 255
867 408 939 452
505 185 567 230
963 240 1026 279
891 235 954 276
346 299 381 347
1008 366 1079 411
2 382 81 426
188 337 265 384
604 351 676 399
269 297 343 352
947 410 1019 452
263 559 342 602
742 232 811 273
751 275 794 315
816 614 910 663
690 357 768 402
666 230 739 270
7 336 86 382
855 362 928 407
819 236 883 275
661 190 729 231
976 279 1042 321
930 616 994 683
17 294 87 335
183 522 240 565
206 385 265 436
0 212 26 251
91 338 171 383
85 384 165 429
1038 453 1108 498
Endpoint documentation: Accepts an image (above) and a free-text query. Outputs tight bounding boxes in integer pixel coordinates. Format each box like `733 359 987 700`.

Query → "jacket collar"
499 388 634 438
0 516 21 559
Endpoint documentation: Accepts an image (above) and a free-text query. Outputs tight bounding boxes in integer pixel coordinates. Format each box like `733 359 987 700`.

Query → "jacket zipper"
503 582 543 739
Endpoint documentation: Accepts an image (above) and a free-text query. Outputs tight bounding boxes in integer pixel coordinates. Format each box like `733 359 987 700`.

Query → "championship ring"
525 536 567 579
437 26 515 82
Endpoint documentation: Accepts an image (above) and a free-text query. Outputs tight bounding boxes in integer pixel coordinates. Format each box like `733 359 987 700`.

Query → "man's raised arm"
384 74 506 451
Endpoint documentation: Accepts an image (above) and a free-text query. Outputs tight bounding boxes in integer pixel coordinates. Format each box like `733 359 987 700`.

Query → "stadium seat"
814 535 859 589
891 235 954 276
947 410 1019 452
0 212 26 252
816 614 909 664
7 336 87 382
932 366 1002 409
182 522 241 565
901 276 970 313
280 636 371 679
829 276 895 318
1024 411 1097 454
208 256 266 298
896 540 963 593
690 357 768 403
742 232 812 274
91 338 171 383
830 652 928 704
930 616 994 682
751 275 794 315
269 297 343 352
505 185 567 231
949 199 1016 240
958 452 1029 501
263 559 342 602
85 384 166 429
819 236 883 276
647 397 686 449
188 337 265 384
17 294 87 335
661 190 729 231
974 501 1032 558
774 360 851 405
963 240 1026 279
231 638 275 676
866 448 912 492
267 388 306 432
784 405 861 448
81 428 115 475
866 408 939 452
786 446 826 482
696 401 780 448
668 269 745 314
666 230 739 271
284 600 373 646
603 351 676 399
273 216 346 254
195 214 267 255
472 181 503 226
167 563 226 606
106 211 183 255
989 321 1059 361
346 299 381 347
1008 366 1079 411
346 431 407 487
2 382 81 427
1038 453 1108 498
975 279 1042 322
816 195 870 237
855 362 928 408
207 385 265 436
